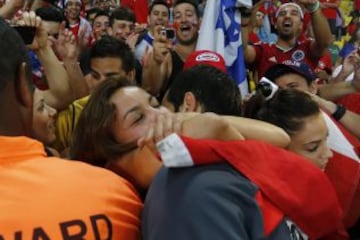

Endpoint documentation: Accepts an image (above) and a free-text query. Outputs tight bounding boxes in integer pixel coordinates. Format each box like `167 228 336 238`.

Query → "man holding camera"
142 0 200 101
134 0 170 62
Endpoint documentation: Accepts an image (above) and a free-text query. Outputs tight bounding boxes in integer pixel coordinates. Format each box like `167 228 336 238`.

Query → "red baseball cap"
183 50 227 73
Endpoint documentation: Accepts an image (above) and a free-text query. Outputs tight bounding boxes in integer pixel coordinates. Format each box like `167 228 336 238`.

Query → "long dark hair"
244 88 320 136
70 76 137 167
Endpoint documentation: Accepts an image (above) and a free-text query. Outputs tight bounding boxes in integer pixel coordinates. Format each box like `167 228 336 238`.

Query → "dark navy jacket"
142 163 307 240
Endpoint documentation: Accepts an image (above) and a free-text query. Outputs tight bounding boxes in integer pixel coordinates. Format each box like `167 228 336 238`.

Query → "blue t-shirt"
339 42 356 59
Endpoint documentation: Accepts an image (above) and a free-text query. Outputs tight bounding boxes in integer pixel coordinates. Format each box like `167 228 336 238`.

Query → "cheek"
88 75 103 89
33 111 47 125
300 151 322 168
114 27 124 36
32 111 49 137
122 125 150 145
85 74 92 86
113 120 150 145
288 142 323 168
288 141 312 160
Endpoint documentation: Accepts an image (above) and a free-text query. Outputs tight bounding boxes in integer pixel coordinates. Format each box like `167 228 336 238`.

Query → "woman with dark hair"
245 82 360 237
70 76 346 239
245 86 332 169
70 75 290 190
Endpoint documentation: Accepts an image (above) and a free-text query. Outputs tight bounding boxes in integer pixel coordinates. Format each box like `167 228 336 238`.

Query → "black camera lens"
256 81 273 98
166 28 175 39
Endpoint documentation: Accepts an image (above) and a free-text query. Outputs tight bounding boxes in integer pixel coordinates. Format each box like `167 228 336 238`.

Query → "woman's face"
32 89 57 145
287 112 333 170
110 86 168 146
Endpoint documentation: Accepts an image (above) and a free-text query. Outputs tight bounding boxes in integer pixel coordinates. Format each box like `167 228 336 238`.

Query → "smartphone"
161 28 176 40
12 26 36 45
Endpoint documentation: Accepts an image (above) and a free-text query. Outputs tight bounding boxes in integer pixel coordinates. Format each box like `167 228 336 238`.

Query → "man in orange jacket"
0 16 142 239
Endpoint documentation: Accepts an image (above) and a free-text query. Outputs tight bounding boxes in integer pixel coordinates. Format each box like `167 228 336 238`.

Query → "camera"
257 77 279 101
12 26 36 45
161 28 175 40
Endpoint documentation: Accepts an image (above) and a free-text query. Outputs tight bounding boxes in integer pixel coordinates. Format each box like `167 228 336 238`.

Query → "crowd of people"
1 0 360 239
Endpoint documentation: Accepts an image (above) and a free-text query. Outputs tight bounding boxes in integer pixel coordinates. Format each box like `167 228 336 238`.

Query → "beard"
176 32 198 46
277 31 296 41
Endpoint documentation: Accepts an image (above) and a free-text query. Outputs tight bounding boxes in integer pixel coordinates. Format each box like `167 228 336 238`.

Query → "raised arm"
303 0 332 58
141 26 172 96
319 51 360 101
240 4 259 64
55 23 89 100
310 93 360 138
22 12 74 110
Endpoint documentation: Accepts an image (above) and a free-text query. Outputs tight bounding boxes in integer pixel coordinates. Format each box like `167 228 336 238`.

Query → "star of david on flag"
196 0 252 96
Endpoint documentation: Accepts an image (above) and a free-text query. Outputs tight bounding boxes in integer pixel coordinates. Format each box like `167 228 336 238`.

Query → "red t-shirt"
320 0 338 19
121 0 148 24
355 0 360 10
252 39 318 78
249 31 261 44
348 23 357 36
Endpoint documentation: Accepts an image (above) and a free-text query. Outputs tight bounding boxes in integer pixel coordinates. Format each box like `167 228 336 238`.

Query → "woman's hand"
137 109 182 154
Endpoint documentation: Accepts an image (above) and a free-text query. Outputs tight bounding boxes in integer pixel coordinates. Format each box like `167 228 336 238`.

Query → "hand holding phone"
12 26 36 45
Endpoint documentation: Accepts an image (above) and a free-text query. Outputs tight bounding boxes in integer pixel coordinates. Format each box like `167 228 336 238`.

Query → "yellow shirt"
54 96 89 152
0 136 142 239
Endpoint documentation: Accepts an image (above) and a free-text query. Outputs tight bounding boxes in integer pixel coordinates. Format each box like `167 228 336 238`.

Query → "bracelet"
332 104 346 121
307 1 320 13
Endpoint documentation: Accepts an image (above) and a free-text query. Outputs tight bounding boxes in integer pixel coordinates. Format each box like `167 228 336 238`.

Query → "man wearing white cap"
64 0 92 44
241 0 332 82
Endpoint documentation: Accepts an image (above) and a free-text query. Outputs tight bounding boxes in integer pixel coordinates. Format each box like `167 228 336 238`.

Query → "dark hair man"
142 0 200 101
164 64 242 116
109 6 136 41
134 0 170 62
54 35 136 153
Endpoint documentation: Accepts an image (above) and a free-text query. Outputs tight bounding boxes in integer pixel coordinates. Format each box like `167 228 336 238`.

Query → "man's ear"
15 62 33 109
182 91 198 112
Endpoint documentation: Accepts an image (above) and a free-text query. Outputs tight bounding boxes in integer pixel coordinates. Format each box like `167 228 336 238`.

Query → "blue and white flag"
196 0 251 96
